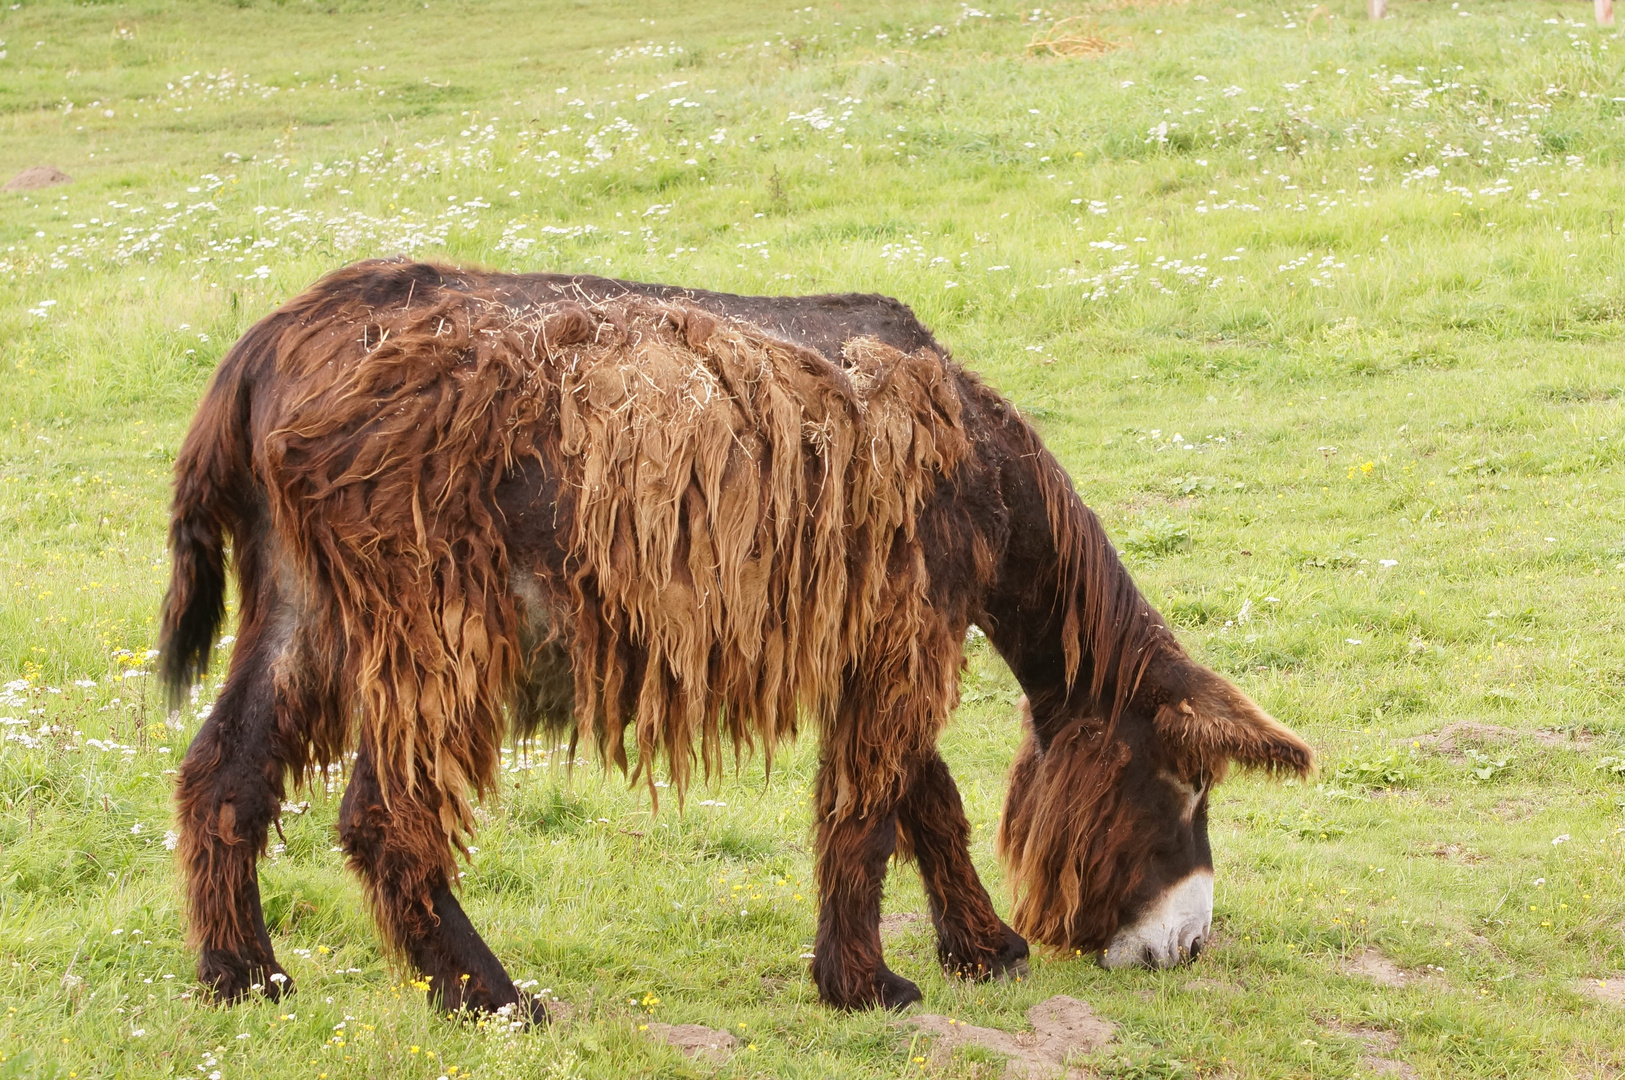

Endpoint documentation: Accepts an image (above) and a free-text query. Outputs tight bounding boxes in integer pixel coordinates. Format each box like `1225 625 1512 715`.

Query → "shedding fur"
255 291 968 868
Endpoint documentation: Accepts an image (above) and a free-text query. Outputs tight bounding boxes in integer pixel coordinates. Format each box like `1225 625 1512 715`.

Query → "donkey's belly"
510 574 576 738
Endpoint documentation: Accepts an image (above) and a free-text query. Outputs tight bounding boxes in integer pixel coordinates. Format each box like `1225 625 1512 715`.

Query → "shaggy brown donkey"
160 259 1312 1019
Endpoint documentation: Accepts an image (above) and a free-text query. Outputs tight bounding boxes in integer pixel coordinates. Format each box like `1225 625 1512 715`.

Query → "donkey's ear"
1153 665 1314 776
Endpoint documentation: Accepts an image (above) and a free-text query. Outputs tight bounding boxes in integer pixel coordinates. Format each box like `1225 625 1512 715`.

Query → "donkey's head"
996 647 1312 969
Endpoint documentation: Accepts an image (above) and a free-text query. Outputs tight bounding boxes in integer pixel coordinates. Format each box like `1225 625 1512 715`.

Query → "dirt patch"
4 165 72 192
881 911 927 936
1418 842 1488 864
1416 721 1519 752
1181 978 1240 994
644 1022 738 1063
1578 978 1625 1006
910 995 1114 1078
1323 1021 1418 1078
1492 798 1539 822
1413 721 1589 760
1343 948 1415 988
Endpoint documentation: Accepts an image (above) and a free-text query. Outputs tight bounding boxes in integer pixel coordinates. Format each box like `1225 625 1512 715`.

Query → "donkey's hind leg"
175 616 294 1003
897 752 1029 981
338 741 543 1024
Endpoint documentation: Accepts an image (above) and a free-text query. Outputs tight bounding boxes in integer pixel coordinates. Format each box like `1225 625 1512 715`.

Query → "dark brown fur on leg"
811 760 921 1011
896 753 1029 981
175 628 292 1003
338 744 543 1024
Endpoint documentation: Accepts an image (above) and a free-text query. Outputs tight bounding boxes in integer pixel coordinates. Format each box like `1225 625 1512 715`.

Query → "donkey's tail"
158 317 280 706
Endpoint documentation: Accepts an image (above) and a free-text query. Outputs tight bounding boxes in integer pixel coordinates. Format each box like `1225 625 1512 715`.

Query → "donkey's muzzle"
1097 869 1213 970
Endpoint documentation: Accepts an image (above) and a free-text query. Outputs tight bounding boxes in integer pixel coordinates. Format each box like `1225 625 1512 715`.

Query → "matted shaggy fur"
262 296 970 866
161 259 1312 1017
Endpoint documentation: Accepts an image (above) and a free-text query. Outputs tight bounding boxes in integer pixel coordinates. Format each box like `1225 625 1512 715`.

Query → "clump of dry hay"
261 292 969 861
1026 16 1127 58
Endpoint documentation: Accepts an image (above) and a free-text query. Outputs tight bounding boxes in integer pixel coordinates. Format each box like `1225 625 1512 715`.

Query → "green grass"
4 0 1625 1075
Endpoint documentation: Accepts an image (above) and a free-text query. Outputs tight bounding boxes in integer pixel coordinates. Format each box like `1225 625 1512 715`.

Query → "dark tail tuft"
157 319 273 708
159 503 229 707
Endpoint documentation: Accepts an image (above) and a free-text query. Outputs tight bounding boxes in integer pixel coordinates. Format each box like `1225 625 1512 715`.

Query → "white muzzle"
1098 869 1213 969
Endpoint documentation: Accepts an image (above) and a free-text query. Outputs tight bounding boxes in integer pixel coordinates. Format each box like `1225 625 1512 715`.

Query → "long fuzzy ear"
1153 666 1314 776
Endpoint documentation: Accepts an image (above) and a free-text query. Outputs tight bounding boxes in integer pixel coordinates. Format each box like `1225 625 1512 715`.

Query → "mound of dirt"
4 166 72 192
910 995 1114 1078
644 1022 738 1063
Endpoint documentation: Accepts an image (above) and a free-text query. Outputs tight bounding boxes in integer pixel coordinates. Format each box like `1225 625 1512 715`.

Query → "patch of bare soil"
881 911 927 936
1181 978 1240 994
1324 1021 1418 1079
1413 721 1589 760
644 1022 738 1063
1578 978 1625 1006
910 995 1114 1079
4 165 72 191
1492 797 1539 822
1343 948 1415 988
1418 842 1488 864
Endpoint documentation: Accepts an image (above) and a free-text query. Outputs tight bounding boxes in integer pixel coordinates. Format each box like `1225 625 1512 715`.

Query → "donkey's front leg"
811 759 921 1010
897 752 1030 982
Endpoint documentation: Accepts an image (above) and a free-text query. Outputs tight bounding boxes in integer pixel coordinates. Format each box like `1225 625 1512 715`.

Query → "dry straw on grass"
1026 16 1127 58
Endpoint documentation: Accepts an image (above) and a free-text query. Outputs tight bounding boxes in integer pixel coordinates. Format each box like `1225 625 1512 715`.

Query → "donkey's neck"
975 418 1170 741
979 517 1080 729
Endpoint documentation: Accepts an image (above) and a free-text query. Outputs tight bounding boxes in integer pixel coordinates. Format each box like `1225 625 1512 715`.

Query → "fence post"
1369 0 1386 20
1599 0 1615 28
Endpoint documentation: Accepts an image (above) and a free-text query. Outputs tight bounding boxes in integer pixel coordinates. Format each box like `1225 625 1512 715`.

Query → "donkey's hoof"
877 968 924 1012
499 994 550 1028
465 996 548 1028
995 956 1030 982
941 924 1031 983
437 978 549 1027
522 995 552 1027
199 954 294 1005
990 926 1030 982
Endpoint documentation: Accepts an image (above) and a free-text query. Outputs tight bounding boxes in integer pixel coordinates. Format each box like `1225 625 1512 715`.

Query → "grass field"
4 0 1625 1075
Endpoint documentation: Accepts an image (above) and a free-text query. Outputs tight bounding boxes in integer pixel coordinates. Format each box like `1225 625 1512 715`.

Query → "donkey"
159 258 1312 1019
